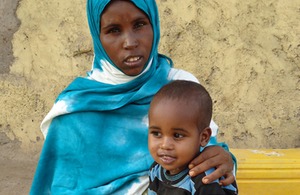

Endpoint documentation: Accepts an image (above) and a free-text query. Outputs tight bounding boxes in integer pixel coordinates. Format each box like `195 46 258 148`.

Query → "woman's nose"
123 32 138 49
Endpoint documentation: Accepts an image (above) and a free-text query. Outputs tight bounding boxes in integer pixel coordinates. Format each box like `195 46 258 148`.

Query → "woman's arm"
189 146 235 186
169 68 236 186
189 121 236 186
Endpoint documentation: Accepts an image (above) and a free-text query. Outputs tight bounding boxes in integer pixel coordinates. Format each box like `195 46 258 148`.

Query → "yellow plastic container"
231 149 300 195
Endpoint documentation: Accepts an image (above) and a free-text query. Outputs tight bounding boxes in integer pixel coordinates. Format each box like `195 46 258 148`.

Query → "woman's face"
100 1 154 76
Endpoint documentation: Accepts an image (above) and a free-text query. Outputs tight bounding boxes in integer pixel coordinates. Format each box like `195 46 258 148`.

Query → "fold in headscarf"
30 0 173 194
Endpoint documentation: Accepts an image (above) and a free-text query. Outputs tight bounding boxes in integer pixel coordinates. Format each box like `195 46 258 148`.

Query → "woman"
30 0 235 194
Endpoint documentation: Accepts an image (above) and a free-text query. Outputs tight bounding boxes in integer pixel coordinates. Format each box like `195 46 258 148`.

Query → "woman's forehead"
101 0 149 19
102 1 147 17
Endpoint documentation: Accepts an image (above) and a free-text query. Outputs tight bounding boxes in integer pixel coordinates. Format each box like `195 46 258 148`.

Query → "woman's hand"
188 146 235 186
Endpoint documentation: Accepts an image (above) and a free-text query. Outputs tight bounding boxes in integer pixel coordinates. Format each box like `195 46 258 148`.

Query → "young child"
148 80 238 194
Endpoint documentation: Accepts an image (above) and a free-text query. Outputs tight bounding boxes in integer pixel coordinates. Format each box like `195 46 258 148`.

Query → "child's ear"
199 127 212 147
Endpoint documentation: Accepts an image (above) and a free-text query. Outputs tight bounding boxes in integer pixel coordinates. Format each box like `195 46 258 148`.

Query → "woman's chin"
123 67 145 76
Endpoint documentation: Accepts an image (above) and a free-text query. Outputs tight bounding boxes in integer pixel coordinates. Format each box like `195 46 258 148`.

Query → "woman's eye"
134 21 146 29
108 27 120 34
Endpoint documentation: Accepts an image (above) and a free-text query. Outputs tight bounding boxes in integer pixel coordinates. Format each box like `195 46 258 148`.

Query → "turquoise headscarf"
30 0 173 194
87 0 161 74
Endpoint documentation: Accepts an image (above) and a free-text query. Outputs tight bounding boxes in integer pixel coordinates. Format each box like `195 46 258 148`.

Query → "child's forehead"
151 98 198 116
150 98 202 118
154 96 195 106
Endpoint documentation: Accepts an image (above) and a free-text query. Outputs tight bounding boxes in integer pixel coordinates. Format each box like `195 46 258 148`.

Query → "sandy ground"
0 0 299 194
0 133 39 194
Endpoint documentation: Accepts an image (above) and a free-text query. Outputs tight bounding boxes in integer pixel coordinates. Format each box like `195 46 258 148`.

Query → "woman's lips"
124 56 143 67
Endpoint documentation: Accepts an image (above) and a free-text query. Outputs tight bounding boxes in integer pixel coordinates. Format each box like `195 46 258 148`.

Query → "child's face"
100 1 153 76
148 99 210 175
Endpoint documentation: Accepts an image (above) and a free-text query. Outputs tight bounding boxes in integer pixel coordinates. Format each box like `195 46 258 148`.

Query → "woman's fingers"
188 154 218 177
189 146 220 166
189 146 223 176
188 146 234 185
219 172 235 186
201 163 232 184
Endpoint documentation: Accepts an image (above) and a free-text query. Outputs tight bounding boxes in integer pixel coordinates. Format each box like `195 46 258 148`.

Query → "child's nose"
160 137 173 150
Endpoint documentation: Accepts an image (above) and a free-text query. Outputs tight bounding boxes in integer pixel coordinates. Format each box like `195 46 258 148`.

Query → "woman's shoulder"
168 68 199 83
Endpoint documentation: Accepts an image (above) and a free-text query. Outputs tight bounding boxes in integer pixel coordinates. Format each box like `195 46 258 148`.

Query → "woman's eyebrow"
132 16 149 23
101 23 120 30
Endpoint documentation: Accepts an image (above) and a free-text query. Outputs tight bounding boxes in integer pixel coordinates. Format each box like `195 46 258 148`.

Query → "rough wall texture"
0 0 20 74
0 0 299 158
157 0 300 148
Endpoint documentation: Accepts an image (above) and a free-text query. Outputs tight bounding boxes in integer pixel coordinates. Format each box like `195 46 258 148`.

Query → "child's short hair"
151 80 213 130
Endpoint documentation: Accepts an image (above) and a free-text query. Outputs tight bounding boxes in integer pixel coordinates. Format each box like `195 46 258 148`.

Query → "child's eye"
174 133 184 139
150 131 161 137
